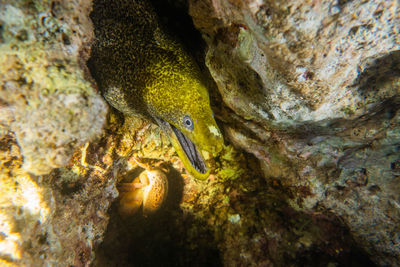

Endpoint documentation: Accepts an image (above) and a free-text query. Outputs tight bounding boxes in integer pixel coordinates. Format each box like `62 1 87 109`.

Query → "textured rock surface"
0 118 117 266
0 0 107 175
191 0 399 125
188 0 400 266
0 0 111 266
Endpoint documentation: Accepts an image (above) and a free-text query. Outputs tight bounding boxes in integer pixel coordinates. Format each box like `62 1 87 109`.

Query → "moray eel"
89 0 223 179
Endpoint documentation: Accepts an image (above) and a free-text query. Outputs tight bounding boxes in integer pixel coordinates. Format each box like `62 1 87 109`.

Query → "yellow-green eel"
89 0 223 179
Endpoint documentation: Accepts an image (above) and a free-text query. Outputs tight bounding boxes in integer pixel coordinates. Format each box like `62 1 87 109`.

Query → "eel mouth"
156 118 208 174
170 124 208 174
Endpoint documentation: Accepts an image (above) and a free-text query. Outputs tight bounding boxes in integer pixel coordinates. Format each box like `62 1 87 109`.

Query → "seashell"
118 159 168 216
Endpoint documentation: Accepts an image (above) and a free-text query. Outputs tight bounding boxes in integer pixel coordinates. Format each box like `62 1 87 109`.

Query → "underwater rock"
0 127 118 266
0 0 107 175
0 0 111 266
189 0 400 265
190 0 399 125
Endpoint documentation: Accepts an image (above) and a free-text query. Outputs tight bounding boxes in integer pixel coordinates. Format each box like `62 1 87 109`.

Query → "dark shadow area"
250 176 377 267
272 96 400 143
94 165 222 267
288 210 377 267
354 50 400 95
149 0 202 47
295 247 377 267
148 0 206 65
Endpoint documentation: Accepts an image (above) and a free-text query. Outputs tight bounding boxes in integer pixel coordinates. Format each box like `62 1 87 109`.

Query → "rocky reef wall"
188 0 400 265
0 0 111 265
0 0 398 266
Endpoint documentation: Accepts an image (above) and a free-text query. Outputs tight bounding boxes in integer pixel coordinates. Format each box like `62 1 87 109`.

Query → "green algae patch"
0 2 107 175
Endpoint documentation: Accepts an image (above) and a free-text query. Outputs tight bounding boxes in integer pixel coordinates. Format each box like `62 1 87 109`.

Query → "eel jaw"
156 118 209 178
170 124 207 174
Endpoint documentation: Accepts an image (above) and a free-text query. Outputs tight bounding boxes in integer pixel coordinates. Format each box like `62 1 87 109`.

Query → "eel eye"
183 115 194 131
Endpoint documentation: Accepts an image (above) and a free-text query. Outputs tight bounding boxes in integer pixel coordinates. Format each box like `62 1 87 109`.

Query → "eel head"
150 83 224 180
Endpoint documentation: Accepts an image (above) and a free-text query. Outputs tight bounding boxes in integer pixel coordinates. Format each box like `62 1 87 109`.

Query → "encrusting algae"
89 0 223 180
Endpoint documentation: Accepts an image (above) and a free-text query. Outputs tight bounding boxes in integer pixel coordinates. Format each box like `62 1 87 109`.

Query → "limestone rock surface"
0 0 107 175
0 1 111 266
188 0 400 265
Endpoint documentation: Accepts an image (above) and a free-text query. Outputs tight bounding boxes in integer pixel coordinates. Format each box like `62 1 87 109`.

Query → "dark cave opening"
149 0 205 54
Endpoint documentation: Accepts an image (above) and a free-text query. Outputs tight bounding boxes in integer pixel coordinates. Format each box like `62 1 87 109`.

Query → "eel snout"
156 118 211 179
171 124 207 174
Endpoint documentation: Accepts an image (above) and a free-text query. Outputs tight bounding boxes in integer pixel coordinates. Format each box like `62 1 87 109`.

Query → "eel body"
89 0 223 179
